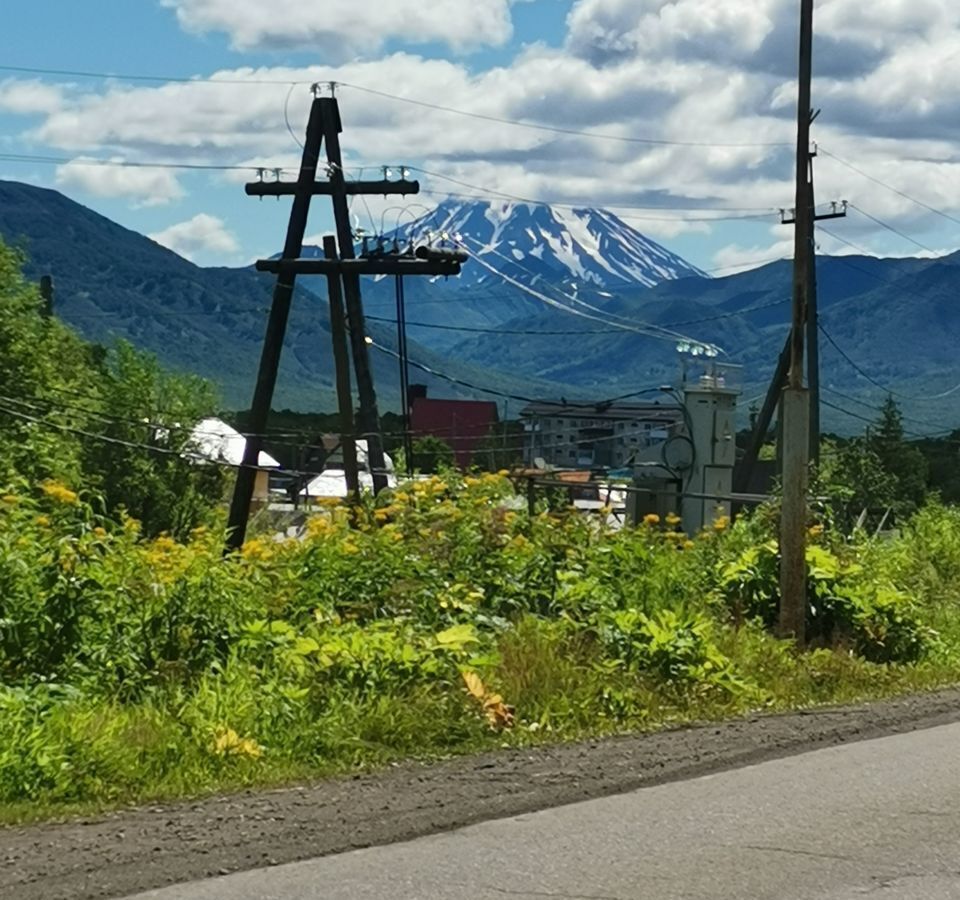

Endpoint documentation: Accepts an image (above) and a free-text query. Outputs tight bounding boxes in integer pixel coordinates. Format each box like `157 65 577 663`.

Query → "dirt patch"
4 688 960 900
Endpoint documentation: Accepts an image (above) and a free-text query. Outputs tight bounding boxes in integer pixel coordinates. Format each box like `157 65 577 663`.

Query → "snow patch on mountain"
381 199 708 291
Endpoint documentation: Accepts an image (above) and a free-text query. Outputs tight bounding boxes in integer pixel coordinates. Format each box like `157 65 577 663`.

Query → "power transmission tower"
225 93 464 552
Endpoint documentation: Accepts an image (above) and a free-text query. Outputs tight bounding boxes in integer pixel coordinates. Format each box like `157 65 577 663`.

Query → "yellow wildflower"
340 541 360 554
35 515 51 528
683 540 696 551
643 513 660 526
93 526 107 538
1 494 18 506
808 523 824 538
666 513 681 527
41 480 79 505
713 515 730 532
212 727 262 759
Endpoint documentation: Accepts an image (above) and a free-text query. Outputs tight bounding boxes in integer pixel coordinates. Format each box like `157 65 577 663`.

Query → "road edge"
5 685 960 900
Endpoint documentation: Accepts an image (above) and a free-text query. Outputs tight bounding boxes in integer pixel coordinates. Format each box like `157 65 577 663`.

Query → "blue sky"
1 0 959 270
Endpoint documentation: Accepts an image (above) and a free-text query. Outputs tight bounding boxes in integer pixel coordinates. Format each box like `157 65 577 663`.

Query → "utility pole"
395 272 414 477
225 99 325 553
781 161 846 466
323 235 360 503
226 93 464 552
779 0 815 644
318 103 390 493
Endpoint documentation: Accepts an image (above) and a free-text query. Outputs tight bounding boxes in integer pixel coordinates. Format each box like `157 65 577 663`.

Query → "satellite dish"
534 456 547 470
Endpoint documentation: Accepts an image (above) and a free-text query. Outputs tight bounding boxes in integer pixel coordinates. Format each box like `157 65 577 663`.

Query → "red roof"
410 398 499 467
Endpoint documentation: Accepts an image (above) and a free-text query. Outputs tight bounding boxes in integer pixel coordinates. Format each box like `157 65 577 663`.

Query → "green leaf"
434 623 480 649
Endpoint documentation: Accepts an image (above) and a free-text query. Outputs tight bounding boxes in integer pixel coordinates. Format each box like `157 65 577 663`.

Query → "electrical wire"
337 82 789 149
366 295 788 335
0 63 302 85
0 62 787 150
0 151 294 173
456 234 723 351
819 148 960 228
409 168 776 216
848 204 940 255
819 323 960 403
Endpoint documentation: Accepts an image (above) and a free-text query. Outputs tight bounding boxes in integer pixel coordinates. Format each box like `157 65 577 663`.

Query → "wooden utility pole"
779 0 815 643
323 235 360 503
780 162 846 467
318 100 389 493
225 100 325 552
226 93 462 553
395 273 414 477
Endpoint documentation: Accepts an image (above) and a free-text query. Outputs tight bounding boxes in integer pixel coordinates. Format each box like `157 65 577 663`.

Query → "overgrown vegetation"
5 238 960 824
0 240 224 538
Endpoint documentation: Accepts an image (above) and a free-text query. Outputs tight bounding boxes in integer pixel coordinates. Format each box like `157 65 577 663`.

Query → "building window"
569 450 576 458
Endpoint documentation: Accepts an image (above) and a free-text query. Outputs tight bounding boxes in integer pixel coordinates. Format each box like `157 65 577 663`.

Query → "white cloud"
711 239 792 275
149 213 240 262
161 0 515 55
0 78 63 115
1 0 958 260
54 158 184 206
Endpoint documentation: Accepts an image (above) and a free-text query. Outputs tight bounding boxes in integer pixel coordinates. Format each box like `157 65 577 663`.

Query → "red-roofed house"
409 386 499 467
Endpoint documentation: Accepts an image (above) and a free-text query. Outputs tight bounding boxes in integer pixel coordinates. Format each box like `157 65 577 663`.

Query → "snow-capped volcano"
384 199 708 289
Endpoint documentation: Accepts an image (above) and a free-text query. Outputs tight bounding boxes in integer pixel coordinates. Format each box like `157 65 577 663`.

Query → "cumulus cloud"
55 158 184 206
0 79 63 115
149 213 240 262
1 0 958 261
161 0 515 56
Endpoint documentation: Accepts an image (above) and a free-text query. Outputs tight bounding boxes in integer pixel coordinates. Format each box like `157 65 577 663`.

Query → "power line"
337 82 789 149
819 148 960 228
821 386 947 430
0 151 289 173
0 63 302 86
820 397 954 441
367 295 788 336
410 168 776 217
0 62 786 150
456 234 722 350
848 204 940 255
819 323 960 403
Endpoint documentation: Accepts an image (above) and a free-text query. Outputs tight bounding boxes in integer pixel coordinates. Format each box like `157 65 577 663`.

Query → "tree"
82 342 225 539
0 238 224 537
867 396 928 516
411 436 455 473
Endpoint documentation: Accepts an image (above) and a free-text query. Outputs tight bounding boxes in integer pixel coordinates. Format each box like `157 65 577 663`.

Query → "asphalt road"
123 721 960 900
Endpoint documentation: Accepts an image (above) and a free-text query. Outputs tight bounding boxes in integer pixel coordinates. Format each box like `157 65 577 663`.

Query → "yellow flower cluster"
1 494 18 506
211 727 262 759
40 480 79 505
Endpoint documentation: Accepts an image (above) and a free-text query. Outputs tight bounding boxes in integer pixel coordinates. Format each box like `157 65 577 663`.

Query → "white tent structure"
299 439 396 499
188 417 281 500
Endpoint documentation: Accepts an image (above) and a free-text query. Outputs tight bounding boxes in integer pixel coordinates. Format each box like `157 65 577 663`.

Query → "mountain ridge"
3 179 960 432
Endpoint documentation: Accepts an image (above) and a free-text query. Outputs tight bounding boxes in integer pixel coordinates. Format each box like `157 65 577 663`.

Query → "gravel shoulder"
5 687 960 900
